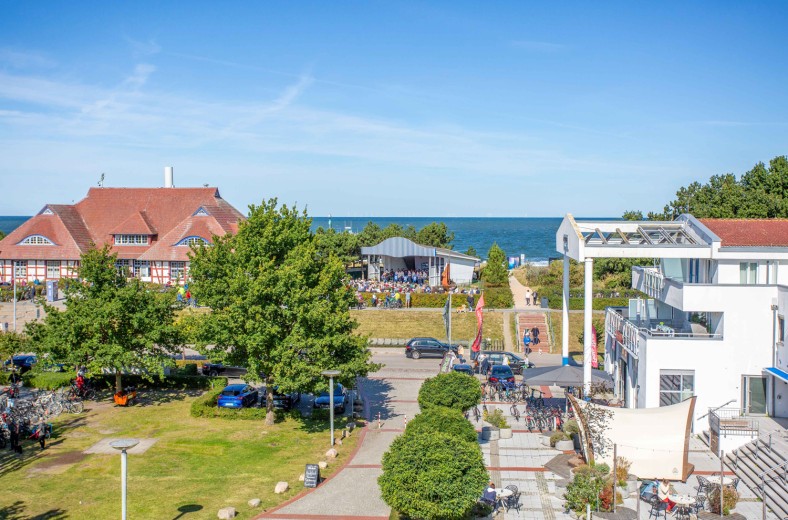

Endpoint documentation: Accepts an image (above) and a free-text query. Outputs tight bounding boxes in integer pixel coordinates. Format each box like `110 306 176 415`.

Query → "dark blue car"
313 383 347 414
217 384 259 409
452 364 474 376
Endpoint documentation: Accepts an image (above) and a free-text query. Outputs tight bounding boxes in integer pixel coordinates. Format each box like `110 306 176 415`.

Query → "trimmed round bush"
417 371 482 412
379 432 488 520
405 408 477 443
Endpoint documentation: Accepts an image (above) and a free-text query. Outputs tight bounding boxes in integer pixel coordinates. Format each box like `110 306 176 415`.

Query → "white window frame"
659 370 695 406
176 236 208 247
739 262 758 285
18 235 54 245
133 260 150 279
46 260 60 279
14 260 27 278
170 261 186 281
114 235 149 245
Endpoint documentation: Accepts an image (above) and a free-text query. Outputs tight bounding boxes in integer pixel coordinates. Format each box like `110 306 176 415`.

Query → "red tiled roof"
108 211 156 236
0 187 245 263
700 219 788 247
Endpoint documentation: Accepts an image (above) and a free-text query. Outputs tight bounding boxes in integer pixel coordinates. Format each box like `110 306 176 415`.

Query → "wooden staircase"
516 312 551 354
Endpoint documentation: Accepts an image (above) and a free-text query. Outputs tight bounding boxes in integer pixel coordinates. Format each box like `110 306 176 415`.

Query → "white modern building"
360 237 478 285
556 214 788 442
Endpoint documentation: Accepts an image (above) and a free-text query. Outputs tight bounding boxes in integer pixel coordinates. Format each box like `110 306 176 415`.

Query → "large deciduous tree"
27 246 182 392
188 199 378 424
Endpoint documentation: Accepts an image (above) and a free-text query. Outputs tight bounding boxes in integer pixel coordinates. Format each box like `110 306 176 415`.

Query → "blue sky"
1 1 786 217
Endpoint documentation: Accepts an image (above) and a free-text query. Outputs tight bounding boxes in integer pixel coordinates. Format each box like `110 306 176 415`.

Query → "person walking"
405 291 411 308
479 352 490 375
523 330 532 354
525 288 532 306
532 327 540 345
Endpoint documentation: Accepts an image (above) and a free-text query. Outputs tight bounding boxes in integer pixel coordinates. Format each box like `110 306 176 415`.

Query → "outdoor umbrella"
521 365 612 387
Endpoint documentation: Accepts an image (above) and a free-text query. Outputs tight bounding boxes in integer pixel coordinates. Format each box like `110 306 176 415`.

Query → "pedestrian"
479 352 490 375
466 293 474 312
405 291 411 308
523 330 532 354
532 291 539 307
525 288 532 306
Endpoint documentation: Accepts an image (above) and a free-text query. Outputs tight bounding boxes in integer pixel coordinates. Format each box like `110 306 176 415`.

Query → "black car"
201 362 248 378
272 387 301 410
487 365 515 384
478 351 532 375
405 337 459 359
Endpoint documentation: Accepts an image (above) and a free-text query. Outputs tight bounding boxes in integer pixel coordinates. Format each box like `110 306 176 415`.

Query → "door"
743 376 767 415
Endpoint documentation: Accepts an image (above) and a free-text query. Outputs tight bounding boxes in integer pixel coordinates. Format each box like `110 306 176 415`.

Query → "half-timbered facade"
0 185 244 285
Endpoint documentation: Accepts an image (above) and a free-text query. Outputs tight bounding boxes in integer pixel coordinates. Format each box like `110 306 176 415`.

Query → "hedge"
22 372 73 390
9 371 227 391
417 371 482 412
405 408 477 443
190 387 269 420
359 285 514 309
545 295 629 310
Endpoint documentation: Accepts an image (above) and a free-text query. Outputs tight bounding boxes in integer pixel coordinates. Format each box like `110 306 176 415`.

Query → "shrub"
550 431 570 447
91 374 227 391
175 363 199 376
598 484 623 511
564 463 611 513
615 456 632 487
708 486 739 516
379 432 488 520
405 408 477 444
482 408 509 429
483 285 513 308
0 372 10 385
563 419 580 435
417 371 481 412
189 387 268 420
22 371 73 390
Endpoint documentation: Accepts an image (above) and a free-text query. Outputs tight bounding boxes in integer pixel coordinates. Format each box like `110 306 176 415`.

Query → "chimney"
164 166 174 188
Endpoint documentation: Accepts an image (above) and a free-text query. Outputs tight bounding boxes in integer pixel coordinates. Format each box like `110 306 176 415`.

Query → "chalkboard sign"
304 463 320 488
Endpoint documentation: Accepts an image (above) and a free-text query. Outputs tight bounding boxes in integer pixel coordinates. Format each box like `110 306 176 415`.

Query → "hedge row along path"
254 347 431 520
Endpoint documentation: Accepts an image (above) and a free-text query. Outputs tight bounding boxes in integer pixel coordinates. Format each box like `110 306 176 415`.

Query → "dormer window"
19 235 54 245
114 234 149 245
193 207 209 216
176 236 209 246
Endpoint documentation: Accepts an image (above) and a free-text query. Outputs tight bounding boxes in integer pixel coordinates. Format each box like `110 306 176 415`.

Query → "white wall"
447 257 475 285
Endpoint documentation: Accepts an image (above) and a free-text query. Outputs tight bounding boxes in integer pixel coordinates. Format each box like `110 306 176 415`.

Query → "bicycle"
509 403 521 422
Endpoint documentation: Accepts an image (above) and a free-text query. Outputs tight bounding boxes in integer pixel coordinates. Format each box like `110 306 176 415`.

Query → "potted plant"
564 419 581 450
708 486 739 516
481 408 508 440
551 431 574 451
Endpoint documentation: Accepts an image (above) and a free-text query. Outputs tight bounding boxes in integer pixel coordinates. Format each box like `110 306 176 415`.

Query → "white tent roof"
361 237 479 262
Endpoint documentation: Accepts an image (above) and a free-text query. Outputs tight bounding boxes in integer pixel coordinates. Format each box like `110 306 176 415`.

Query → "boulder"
217 507 237 519
274 481 289 494
247 498 261 508
318 460 328 469
325 448 338 459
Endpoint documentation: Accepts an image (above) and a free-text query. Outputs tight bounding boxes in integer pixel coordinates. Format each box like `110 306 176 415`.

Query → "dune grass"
351 310 503 343
0 392 359 519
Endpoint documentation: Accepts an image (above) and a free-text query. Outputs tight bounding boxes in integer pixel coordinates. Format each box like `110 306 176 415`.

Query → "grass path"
0 392 359 519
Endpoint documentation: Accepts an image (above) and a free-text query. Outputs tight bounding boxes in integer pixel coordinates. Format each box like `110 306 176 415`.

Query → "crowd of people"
379 269 428 284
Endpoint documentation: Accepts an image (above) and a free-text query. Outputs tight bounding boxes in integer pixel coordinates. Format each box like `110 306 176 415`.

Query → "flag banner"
441 263 451 288
591 325 598 368
442 295 451 341
471 293 485 352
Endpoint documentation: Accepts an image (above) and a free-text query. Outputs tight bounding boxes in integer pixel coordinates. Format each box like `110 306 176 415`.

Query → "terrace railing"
605 308 640 359
710 407 760 435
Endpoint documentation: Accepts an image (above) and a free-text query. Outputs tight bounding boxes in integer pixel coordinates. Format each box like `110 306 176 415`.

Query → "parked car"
452 363 474 376
272 387 301 410
405 337 459 359
201 362 248 378
487 365 515 384
217 384 259 408
313 383 347 413
478 351 532 375
3 355 37 373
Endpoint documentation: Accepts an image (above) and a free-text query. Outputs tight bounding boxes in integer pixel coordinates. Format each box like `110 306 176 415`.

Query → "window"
659 370 694 406
115 259 131 276
176 236 208 246
14 260 27 278
170 261 185 281
740 262 758 284
779 316 785 343
133 260 150 278
18 235 54 245
114 235 148 245
46 260 60 279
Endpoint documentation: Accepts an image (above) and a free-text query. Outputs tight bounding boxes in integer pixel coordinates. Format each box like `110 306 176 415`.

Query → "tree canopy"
482 242 508 286
0 331 27 364
625 155 788 220
417 371 482 412
188 199 379 424
27 246 182 392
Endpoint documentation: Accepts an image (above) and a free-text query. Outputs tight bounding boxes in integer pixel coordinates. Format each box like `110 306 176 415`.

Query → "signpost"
304 463 320 488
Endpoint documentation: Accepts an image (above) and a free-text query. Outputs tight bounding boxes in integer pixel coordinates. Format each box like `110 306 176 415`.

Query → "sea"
0 216 612 264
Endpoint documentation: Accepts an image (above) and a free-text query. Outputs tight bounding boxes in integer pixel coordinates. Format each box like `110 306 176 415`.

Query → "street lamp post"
110 439 140 520
321 370 341 447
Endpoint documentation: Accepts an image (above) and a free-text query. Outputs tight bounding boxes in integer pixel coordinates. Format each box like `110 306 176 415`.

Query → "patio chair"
648 496 668 519
504 485 521 512
696 475 711 495
693 493 707 514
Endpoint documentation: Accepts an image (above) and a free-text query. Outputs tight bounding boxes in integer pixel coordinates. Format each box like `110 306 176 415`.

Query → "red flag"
471 293 485 352
591 325 598 368
441 263 451 289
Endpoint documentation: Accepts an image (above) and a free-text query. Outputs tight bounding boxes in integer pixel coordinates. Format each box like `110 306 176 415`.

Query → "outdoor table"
706 475 732 486
670 494 694 520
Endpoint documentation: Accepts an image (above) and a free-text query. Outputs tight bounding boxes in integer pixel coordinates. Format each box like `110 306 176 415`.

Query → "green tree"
465 245 477 257
405 407 477 443
416 222 455 248
188 199 378 424
357 221 384 247
313 226 360 265
417 371 481 412
0 331 27 364
379 431 488 520
482 242 508 286
621 210 643 221
27 245 182 392
0 230 5 241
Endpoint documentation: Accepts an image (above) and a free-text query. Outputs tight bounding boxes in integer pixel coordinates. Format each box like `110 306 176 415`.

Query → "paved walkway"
509 272 538 311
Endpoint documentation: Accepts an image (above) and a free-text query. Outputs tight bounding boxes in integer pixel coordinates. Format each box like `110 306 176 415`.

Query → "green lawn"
0 392 360 519
549 311 605 364
351 310 503 343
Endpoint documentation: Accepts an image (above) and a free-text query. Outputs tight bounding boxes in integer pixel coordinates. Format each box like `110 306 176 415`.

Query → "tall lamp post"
321 370 341 447
110 439 140 520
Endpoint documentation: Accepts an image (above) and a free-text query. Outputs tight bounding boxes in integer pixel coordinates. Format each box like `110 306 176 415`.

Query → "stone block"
318 460 328 469
274 481 289 494
217 507 236 519
325 448 338 459
247 498 261 508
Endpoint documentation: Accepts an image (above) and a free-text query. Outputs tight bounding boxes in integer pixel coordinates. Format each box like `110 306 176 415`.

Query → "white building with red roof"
0 171 244 285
